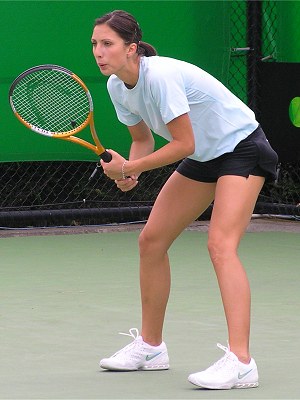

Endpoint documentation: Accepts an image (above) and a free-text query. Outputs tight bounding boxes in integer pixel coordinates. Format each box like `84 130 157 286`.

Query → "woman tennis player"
93 10 278 389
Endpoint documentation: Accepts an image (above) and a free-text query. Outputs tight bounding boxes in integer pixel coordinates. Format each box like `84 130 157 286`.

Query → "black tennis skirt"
176 125 278 183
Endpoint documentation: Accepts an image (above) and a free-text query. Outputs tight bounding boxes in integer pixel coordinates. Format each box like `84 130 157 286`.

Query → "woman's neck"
118 55 141 89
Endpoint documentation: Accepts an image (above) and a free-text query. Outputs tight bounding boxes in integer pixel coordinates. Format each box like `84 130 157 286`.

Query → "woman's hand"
100 149 138 191
100 149 126 180
115 177 139 192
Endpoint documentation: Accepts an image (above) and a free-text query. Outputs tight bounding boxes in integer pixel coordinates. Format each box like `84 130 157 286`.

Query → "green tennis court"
1 222 299 399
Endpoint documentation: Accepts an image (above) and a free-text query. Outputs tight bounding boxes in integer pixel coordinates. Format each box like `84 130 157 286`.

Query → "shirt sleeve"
149 67 190 124
107 77 142 127
109 94 142 126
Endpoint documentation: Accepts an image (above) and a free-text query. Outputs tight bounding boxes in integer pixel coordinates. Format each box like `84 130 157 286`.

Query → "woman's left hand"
115 177 138 192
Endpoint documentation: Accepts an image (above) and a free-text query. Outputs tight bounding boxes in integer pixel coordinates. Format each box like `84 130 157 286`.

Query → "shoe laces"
111 328 142 357
119 328 140 340
209 343 237 371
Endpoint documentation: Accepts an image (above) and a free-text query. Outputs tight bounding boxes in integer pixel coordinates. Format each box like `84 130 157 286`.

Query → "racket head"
9 64 93 138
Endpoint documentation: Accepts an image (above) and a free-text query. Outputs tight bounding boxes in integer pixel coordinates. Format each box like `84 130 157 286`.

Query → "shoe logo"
145 352 162 361
238 369 253 380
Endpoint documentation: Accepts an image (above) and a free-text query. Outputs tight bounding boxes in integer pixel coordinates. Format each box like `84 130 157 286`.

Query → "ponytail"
137 41 157 57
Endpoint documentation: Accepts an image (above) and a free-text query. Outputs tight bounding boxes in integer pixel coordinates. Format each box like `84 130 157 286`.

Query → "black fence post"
247 0 262 118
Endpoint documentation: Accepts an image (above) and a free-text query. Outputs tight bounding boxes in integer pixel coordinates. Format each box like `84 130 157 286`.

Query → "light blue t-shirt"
107 56 259 162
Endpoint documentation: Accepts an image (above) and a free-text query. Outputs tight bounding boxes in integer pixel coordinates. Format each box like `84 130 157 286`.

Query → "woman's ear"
127 43 138 57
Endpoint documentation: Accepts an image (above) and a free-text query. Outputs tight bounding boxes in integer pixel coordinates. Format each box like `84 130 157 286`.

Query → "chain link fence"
0 161 177 227
1 1 299 228
228 0 299 218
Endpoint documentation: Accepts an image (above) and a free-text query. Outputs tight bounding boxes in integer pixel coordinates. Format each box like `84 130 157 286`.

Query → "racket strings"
11 69 90 133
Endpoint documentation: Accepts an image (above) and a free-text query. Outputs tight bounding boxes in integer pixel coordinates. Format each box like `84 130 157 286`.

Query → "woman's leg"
139 172 216 346
208 175 265 363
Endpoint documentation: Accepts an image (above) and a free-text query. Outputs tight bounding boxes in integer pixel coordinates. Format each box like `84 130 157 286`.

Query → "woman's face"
92 24 134 77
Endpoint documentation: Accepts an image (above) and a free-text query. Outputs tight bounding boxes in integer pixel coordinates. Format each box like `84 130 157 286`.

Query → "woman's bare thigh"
141 171 216 250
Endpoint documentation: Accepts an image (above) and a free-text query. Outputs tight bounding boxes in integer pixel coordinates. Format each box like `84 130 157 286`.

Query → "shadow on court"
1 228 299 399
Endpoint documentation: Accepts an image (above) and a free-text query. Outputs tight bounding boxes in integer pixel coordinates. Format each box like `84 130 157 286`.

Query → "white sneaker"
188 343 259 389
99 328 169 371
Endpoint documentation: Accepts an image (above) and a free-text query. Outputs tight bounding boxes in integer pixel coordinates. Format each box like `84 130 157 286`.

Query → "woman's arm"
104 120 155 191
101 113 195 181
124 113 195 177
127 120 155 162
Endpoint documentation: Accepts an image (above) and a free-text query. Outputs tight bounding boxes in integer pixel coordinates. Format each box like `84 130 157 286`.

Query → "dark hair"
94 10 157 57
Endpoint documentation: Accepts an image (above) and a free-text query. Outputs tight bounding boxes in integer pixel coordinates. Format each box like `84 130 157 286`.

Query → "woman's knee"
207 233 238 266
139 228 163 257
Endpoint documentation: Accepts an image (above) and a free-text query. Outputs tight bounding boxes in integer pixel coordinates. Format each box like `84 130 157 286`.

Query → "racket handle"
100 150 112 163
89 150 112 181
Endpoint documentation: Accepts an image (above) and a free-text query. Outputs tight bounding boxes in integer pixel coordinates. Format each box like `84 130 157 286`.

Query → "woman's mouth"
98 63 108 69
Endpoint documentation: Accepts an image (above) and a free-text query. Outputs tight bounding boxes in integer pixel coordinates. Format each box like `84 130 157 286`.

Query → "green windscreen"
1 0 230 162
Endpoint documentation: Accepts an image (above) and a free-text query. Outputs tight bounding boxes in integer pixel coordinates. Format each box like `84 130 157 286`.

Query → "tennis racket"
9 64 112 166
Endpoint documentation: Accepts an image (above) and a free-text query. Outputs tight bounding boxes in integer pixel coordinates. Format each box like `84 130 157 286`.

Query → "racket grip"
100 150 112 163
